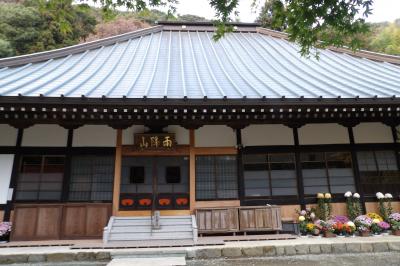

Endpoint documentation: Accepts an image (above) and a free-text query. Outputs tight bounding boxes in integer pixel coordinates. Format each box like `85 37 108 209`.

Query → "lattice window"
302 152 355 195
243 153 297 198
196 155 238 200
68 156 114 201
357 150 400 196
16 156 65 201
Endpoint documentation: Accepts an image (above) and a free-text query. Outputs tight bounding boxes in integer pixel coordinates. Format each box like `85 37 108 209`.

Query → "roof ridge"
0 25 163 68
256 27 400 65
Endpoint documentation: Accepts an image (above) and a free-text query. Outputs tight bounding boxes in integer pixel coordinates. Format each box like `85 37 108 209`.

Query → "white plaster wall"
122 125 147 145
73 125 116 147
164 126 189 145
242 124 294 146
299 124 349 145
353 122 393 144
195 125 236 147
22 125 68 147
0 125 17 146
0 154 14 204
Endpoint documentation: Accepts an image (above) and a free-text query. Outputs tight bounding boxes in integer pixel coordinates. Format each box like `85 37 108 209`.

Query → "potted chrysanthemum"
320 220 336 238
0 222 11 244
389 213 400 236
371 219 383 236
355 215 373 237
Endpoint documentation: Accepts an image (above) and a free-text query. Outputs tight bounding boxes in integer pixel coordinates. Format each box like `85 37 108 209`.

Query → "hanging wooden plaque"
134 133 176 150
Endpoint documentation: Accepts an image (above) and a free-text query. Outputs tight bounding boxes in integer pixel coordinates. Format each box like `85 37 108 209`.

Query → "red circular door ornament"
121 199 134 206
159 198 171 206
176 198 188 206
139 198 152 206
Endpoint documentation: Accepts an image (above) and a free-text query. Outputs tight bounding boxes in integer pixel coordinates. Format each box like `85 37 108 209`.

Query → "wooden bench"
196 206 282 236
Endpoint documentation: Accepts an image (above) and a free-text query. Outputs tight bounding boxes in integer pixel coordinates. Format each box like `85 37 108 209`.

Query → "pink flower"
378 221 390 230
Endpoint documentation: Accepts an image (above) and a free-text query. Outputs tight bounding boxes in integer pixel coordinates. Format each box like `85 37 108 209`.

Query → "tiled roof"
0 23 399 100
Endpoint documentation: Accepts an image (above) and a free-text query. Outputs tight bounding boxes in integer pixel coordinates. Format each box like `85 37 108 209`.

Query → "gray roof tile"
0 26 399 99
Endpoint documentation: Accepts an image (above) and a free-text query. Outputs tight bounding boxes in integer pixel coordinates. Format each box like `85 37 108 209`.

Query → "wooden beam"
193 147 237 155
112 129 123 216
121 145 190 156
189 129 196 213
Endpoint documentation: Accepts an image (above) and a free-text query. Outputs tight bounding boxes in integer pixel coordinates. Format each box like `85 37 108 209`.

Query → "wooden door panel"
36 206 62 239
86 205 110 237
11 207 38 241
62 206 86 238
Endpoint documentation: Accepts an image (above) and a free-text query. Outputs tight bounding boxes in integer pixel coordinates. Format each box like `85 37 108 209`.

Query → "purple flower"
378 221 390 230
300 210 307 216
0 222 11 237
389 213 400 222
333 215 349 224
355 215 373 226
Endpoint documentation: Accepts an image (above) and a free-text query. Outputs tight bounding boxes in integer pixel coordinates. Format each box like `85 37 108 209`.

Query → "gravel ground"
187 252 400 266
0 263 107 266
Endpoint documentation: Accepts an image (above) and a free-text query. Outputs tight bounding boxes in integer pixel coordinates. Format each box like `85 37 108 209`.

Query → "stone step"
107 256 186 266
113 216 191 221
105 215 195 243
110 226 193 233
112 220 192 226
109 234 193 241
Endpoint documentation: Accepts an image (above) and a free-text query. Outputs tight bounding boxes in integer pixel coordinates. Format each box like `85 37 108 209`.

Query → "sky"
171 0 400 23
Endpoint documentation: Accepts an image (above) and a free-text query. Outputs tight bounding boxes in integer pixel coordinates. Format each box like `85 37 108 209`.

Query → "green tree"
0 39 14 58
134 8 176 24
368 23 400 55
0 1 97 58
0 3 44 56
256 0 287 31
177 14 208 22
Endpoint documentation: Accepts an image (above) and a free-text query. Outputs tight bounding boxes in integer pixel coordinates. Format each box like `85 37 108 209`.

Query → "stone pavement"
187 252 400 266
0 235 399 264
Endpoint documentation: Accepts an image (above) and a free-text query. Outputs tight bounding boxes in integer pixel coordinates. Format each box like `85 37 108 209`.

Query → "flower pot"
323 231 336 238
359 231 370 237
392 230 400 236
0 234 9 244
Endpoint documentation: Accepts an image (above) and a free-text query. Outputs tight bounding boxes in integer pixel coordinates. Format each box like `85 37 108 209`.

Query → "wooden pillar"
293 127 306 210
61 129 73 202
112 129 123 216
189 129 196 213
347 126 366 213
3 129 23 222
391 125 400 169
236 129 245 205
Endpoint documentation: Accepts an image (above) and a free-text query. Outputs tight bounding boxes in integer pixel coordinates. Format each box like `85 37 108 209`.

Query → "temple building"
0 22 399 242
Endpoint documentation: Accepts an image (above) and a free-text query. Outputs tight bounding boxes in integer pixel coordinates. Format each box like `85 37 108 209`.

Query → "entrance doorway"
119 156 190 211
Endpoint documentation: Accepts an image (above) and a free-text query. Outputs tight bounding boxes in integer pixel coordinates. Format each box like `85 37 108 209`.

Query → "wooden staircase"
103 215 198 244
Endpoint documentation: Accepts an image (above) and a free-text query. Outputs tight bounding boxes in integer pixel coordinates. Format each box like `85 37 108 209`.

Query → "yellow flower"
317 193 324 199
373 218 380 224
367 213 383 222
298 216 305 222
324 193 332 199
306 223 315 231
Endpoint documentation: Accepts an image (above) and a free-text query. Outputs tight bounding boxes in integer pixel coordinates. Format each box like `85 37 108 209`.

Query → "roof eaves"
0 25 163 68
256 27 400 65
